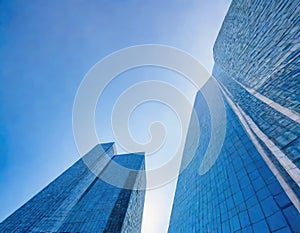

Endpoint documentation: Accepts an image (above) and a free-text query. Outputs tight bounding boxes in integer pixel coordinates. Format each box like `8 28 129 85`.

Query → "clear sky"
0 0 231 232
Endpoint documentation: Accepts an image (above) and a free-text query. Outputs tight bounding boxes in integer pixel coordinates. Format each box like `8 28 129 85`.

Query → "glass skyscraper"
169 0 300 232
0 143 146 232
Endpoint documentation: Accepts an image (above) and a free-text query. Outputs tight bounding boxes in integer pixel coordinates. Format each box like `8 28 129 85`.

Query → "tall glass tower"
0 143 146 233
169 0 300 232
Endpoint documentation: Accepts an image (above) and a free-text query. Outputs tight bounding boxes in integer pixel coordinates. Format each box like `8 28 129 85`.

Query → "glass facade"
0 143 145 233
169 85 300 232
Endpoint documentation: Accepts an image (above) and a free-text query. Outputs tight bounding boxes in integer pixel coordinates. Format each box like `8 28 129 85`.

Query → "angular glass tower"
0 143 146 233
169 0 300 232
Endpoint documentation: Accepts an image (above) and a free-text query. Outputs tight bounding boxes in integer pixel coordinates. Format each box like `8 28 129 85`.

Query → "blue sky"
0 0 231 232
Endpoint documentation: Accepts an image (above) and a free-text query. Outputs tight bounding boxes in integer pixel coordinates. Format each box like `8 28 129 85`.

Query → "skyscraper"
169 0 300 232
0 143 146 232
